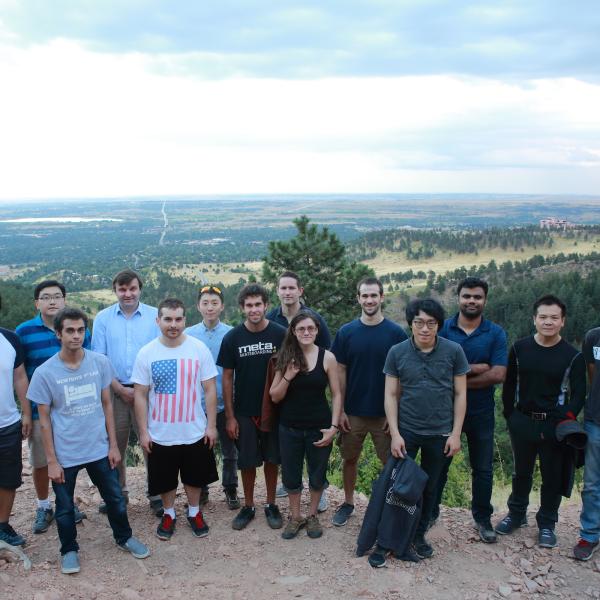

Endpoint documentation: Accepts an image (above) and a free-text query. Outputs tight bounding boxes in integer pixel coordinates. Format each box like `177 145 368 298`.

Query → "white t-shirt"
131 335 218 446
0 328 23 429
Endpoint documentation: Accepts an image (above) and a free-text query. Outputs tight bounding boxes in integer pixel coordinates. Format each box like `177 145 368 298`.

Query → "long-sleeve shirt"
502 336 586 419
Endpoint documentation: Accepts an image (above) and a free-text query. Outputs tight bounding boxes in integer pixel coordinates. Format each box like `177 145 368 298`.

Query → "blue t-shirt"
331 318 408 417
16 313 92 420
439 314 508 416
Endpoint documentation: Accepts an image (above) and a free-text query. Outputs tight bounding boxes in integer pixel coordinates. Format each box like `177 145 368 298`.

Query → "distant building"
539 217 575 229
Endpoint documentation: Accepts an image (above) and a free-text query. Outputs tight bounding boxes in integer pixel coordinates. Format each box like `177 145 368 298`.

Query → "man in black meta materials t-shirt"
217 284 286 532
496 294 586 549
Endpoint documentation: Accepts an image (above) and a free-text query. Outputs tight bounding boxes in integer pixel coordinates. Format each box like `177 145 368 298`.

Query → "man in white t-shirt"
133 298 219 541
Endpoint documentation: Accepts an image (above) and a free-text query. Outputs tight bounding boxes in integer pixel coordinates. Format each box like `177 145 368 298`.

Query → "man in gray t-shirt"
384 298 468 560
27 307 149 575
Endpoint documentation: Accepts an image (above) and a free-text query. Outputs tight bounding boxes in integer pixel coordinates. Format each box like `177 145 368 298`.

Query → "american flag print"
150 359 200 423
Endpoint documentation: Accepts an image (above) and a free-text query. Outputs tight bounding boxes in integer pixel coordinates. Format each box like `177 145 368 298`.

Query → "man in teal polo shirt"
16 280 91 534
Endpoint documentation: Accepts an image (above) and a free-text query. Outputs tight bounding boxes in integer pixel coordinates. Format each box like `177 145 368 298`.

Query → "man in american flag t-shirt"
132 298 219 541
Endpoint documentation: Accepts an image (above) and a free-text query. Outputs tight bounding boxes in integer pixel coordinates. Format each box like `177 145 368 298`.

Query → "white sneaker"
317 490 329 513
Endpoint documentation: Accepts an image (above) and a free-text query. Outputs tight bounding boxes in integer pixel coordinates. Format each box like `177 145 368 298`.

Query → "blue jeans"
432 410 495 523
53 456 131 555
279 424 331 493
580 420 600 543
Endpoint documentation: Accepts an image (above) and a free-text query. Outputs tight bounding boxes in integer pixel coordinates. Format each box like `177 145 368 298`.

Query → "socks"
188 505 199 518
38 498 51 510
163 507 176 519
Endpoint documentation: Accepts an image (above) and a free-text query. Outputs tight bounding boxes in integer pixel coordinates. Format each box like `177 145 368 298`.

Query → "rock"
120 589 141 600
524 578 539 593
277 576 310 585
519 558 532 572
508 576 521 585
498 585 512 597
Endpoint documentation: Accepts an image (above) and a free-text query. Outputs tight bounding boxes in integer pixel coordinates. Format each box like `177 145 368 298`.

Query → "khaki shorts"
338 415 390 463
28 420 48 469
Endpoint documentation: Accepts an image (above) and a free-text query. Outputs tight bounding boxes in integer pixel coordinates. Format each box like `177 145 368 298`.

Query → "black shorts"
147 438 218 496
0 420 22 490
236 416 280 470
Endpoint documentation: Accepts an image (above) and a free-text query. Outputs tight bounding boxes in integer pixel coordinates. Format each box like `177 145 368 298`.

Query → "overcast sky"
1 0 599 199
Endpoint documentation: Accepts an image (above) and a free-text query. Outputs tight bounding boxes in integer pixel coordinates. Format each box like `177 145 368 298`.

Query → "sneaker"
275 484 288 498
156 514 176 540
475 519 497 544
368 545 387 568
74 505 86 524
149 498 164 518
264 503 283 529
224 488 241 510
538 528 557 548
32 507 54 534
187 512 209 538
61 550 80 574
573 539 599 561
199 488 209 506
317 492 328 513
332 503 354 527
117 536 150 559
0 523 25 546
495 513 527 535
394 547 421 563
414 534 434 559
281 517 306 540
306 514 323 539
232 505 256 530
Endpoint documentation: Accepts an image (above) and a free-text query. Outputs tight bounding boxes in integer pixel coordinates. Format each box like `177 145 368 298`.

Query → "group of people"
1 268 599 575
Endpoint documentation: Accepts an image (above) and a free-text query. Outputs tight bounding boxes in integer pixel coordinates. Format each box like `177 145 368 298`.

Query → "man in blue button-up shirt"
434 277 507 544
92 269 161 515
186 285 239 509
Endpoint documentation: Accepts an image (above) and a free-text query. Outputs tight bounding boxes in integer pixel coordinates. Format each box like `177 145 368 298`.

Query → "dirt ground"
2 448 600 600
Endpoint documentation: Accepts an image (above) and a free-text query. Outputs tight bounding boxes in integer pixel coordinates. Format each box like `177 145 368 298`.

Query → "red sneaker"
573 538 599 561
156 514 176 540
187 512 209 538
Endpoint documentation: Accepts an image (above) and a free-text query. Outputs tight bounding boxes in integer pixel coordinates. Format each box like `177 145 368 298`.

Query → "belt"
517 406 547 420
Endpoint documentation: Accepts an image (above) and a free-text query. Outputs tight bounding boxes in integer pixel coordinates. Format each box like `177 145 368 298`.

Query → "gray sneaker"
332 503 354 527
73 505 86 524
117 536 151 558
32 507 54 534
275 484 288 498
317 491 329 513
61 550 80 574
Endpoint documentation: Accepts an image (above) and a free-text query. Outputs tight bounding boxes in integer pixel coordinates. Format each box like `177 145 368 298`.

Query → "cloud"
0 1 599 80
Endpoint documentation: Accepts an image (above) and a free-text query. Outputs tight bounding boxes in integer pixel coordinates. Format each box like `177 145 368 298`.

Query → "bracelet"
330 424 339 430
283 376 290 383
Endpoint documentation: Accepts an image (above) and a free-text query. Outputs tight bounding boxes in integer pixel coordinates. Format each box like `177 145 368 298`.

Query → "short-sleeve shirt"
16 313 92 420
577 327 600 425
0 328 24 429
27 350 114 468
131 335 218 445
185 320 233 413
439 314 507 416
384 336 470 436
331 318 408 417
217 321 286 417
91 302 160 384
266 305 332 349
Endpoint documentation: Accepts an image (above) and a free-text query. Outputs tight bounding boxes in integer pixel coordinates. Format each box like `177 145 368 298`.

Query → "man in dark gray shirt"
576 327 600 560
384 298 468 560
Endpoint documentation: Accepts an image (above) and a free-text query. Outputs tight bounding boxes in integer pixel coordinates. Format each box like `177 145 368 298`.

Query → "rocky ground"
1 447 599 600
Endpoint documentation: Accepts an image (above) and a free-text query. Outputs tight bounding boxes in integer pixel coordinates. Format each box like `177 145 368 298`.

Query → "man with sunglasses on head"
186 285 239 510
431 277 507 544
16 280 92 534
92 269 162 516
384 298 469 559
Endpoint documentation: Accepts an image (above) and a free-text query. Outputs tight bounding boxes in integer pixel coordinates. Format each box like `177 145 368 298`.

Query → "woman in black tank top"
270 311 342 539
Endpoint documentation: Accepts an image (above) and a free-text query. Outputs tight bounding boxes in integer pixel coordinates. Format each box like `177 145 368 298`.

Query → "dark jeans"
432 410 495 523
279 424 332 493
401 429 448 536
506 410 563 529
53 456 131 555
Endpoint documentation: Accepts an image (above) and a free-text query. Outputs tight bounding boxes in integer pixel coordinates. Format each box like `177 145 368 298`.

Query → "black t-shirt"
502 336 586 418
279 347 331 430
217 321 286 417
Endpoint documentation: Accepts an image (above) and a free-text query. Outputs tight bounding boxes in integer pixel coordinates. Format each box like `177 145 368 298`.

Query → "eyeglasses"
200 285 221 294
412 319 438 330
38 294 64 302
295 326 317 334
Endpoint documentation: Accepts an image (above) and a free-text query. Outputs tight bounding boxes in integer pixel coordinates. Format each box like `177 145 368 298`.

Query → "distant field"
363 236 600 278
169 261 262 285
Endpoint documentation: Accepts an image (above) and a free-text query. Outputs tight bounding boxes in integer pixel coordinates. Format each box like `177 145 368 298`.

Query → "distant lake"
0 217 123 223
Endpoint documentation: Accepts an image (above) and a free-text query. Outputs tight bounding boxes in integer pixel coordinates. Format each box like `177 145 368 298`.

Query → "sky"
1 0 599 199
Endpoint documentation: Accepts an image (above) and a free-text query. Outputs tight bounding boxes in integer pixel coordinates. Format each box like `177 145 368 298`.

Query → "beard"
459 306 483 320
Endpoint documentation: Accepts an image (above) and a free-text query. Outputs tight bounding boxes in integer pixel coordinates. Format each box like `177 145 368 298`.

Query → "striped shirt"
16 313 91 419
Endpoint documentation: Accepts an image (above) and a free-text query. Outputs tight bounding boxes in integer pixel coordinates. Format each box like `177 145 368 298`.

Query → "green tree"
262 216 374 332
